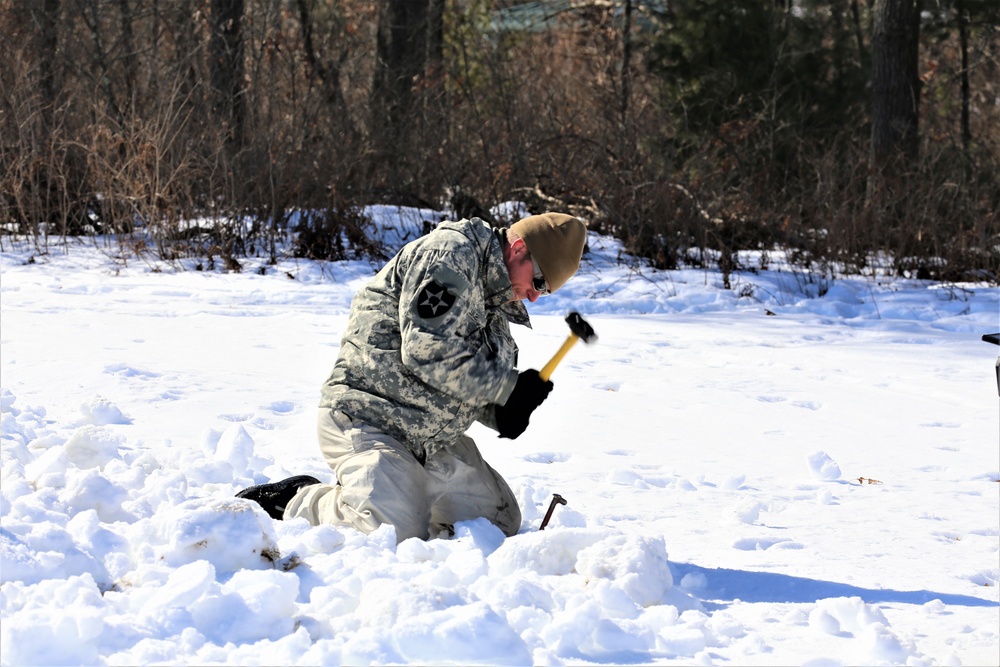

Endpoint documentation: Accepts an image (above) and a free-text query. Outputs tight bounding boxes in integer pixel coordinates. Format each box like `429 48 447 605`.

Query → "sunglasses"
530 256 550 295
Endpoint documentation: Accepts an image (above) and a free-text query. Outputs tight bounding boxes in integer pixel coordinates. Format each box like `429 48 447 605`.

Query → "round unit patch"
417 280 457 319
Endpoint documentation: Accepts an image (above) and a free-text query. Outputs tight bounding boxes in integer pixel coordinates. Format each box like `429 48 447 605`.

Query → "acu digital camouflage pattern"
320 218 532 460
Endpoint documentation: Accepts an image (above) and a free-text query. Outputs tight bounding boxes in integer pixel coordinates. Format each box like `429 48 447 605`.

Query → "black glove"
495 369 553 440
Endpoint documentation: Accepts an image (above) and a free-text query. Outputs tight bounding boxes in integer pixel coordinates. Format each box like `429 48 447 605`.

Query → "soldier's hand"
495 369 553 439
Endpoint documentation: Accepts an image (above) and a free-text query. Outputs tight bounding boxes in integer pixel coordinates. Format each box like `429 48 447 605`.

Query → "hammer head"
566 311 598 344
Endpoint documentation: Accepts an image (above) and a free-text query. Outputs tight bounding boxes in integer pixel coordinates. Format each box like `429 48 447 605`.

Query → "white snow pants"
284 409 521 542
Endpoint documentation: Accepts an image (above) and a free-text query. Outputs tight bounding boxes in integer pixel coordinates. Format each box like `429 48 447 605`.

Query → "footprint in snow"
104 363 160 379
931 531 963 543
969 571 999 587
523 452 571 464
220 413 254 423
733 537 804 551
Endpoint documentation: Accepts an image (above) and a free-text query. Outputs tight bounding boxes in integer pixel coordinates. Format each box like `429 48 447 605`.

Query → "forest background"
2 0 998 284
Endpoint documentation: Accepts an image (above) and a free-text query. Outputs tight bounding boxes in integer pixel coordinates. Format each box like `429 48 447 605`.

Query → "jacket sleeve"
476 404 501 432
397 243 518 407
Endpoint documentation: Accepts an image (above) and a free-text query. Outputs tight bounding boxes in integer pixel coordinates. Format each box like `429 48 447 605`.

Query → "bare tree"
294 0 362 143
956 0 971 151
209 0 246 147
116 0 138 109
870 0 921 163
33 0 62 128
369 0 443 191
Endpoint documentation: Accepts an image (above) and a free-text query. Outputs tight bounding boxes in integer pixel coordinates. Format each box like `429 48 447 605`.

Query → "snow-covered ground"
2 207 998 666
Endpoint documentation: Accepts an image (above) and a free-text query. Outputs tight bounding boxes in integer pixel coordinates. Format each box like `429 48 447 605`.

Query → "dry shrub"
2 1 996 284
293 203 380 262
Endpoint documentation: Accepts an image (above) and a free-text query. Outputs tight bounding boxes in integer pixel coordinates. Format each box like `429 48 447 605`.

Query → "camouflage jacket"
319 218 531 459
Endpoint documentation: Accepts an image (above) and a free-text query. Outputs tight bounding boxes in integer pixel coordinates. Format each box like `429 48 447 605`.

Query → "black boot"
235 475 321 520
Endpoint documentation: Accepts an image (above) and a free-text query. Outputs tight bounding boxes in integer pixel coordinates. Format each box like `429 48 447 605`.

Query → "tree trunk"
33 0 60 128
79 0 124 123
296 0 348 110
370 0 435 187
957 0 971 151
209 0 246 147
620 0 633 128
870 0 920 164
850 0 868 66
426 0 444 68
117 0 137 110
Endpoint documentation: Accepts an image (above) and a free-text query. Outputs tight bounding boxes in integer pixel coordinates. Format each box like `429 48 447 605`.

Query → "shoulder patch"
417 280 457 319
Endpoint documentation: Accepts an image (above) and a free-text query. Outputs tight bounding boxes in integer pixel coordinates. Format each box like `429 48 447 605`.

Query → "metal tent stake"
539 494 567 530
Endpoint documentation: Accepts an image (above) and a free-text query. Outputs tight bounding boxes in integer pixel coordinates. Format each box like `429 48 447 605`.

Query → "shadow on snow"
672 562 998 609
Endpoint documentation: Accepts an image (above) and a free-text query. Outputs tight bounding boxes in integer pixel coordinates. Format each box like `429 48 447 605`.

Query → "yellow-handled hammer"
539 311 599 381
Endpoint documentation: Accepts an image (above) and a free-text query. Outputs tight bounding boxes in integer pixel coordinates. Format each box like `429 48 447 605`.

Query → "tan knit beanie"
509 213 586 293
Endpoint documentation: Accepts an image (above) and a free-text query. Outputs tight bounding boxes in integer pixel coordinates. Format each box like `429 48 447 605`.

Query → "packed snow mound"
1 390 714 665
807 450 842 481
2 388 965 665
2 211 997 665
77 396 132 426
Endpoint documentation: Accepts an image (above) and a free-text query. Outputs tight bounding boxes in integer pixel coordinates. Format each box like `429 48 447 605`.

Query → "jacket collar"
487 225 532 327
450 220 531 328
